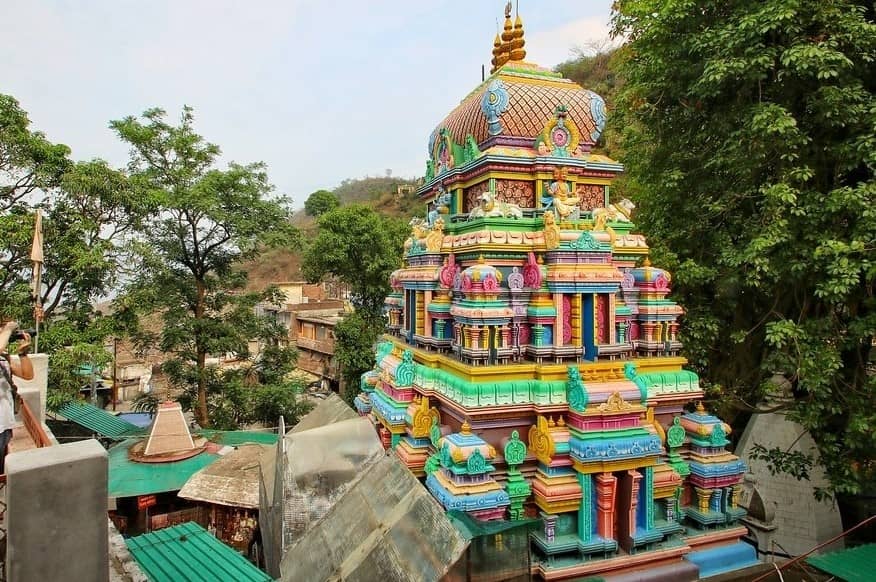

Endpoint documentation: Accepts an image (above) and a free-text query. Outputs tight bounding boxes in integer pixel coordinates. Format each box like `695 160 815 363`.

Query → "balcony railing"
296 337 335 355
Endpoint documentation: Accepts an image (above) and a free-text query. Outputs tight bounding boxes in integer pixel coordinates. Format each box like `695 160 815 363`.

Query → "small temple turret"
358 5 757 580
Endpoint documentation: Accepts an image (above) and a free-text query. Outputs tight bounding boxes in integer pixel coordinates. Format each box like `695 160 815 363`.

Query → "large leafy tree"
112 106 300 427
303 189 340 217
1 94 70 319
611 1 875 496
302 204 407 401
2 95 146 408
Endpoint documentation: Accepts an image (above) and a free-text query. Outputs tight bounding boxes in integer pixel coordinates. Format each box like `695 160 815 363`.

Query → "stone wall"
736 411 844 556
5 439 109 581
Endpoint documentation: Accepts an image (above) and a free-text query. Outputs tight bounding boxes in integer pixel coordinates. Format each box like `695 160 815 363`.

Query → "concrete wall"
10 353 47 423
5 439 109 582
737 411 844 556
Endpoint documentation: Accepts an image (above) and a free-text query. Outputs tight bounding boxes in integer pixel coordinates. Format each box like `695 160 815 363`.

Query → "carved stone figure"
468 191 523 220
593 198 635 230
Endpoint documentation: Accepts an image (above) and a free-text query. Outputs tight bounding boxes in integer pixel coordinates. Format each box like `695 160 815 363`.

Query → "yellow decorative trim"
534 498 581 514
597 391 634 413
528 416 556 464
543 211 560 249
380 336 688 383
411 396 440 439
539 113 581 154
646 407 666 445
572 456 658 475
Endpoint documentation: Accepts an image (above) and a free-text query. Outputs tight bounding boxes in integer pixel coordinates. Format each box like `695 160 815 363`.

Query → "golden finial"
548 416 556 428
478 254 486 264
510 9 526 62
461 419 472 435
696 401 706 414
643 257 652 268
557 416 566 427
493 1 513 70
491 32 503 72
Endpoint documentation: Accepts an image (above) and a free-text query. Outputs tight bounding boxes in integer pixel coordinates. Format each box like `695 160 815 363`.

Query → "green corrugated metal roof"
807 543 876 582
108 439 219 498
126 522 272 582
57 401 146 439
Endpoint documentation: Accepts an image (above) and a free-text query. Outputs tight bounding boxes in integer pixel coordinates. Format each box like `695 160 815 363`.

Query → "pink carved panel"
596 294 610 344
577 184 606 212
464 182 490 213
495 179 535 208
562 295 572 344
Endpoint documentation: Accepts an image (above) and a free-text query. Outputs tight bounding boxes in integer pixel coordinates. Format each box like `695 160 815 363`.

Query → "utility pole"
112 337 118 411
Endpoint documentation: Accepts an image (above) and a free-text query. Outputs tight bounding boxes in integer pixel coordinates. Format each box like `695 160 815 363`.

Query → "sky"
1 0 615 208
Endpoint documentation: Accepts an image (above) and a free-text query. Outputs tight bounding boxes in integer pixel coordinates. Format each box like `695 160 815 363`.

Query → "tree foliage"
301 204 407 399
332 310 384 406
2 94 146 408
612 0 875 496
111 106 301 427
301 204 407 315
303 189 340 217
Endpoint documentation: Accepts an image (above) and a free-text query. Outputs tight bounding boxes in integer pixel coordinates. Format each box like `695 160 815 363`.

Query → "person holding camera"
0 320 33 473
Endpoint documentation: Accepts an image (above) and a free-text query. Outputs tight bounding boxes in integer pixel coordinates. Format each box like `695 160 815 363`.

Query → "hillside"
248 176 422 289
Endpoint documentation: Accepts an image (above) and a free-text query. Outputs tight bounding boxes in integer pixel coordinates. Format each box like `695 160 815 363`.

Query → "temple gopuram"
355 6 758 580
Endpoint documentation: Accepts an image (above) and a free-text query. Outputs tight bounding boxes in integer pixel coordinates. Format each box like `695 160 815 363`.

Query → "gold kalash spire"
490 1 526 74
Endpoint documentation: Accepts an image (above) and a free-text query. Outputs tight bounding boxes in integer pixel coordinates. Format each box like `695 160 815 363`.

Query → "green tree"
612 0 875 496
2 95 148 409
1 93 71 320
302 204 407 402
111 106 300 427
302 204 407 314
303 189 340 217
332 310 384 406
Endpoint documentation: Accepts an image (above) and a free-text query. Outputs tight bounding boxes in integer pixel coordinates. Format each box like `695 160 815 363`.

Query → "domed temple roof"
431 68 606 149
428 8 606 156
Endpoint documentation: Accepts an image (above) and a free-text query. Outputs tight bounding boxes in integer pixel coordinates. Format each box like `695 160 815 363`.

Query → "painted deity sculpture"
363 7 754 581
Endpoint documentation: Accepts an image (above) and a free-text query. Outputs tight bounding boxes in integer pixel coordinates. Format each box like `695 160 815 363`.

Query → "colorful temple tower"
356 6 757 580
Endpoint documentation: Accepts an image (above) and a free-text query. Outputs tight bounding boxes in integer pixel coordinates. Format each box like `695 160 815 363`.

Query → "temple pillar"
423 290 432 337
643 466 655 530
710 488 723 513
533 324 545 347
415 292 426 336
578 472 593 543
435 319 446 339
617 470 642 550
542 513 557 544
554 293 563 346
596 472 617 540
694 487 711 514
608 294 616 344
571 293 582 346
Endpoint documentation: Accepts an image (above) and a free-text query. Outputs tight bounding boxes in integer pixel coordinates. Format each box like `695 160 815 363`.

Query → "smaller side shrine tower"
356 5 757 580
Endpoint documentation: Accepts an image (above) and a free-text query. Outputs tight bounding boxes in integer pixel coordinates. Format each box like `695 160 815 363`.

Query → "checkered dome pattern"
434 73 600 147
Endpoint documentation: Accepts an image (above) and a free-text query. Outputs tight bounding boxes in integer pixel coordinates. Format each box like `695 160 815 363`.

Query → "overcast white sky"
1 1 615 208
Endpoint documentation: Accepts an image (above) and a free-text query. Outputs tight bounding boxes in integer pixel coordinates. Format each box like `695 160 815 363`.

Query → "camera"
10 329 37 342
